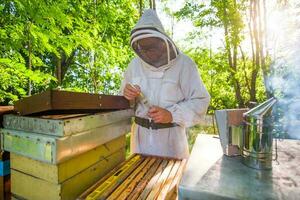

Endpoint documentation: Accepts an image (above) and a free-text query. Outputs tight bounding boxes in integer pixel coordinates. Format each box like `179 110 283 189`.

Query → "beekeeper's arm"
120 61 139 100
167 58 210 127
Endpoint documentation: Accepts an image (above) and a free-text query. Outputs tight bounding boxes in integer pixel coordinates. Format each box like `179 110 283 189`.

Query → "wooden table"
179 134 300 200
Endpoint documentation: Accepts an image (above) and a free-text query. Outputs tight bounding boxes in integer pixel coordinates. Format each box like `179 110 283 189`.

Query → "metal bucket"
215 109 248 156
242 97 277 170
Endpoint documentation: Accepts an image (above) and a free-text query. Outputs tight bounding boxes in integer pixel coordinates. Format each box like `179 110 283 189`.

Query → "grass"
186 124 217 152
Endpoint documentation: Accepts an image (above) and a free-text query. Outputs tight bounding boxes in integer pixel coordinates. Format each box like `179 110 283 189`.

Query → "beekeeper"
121 9 210 159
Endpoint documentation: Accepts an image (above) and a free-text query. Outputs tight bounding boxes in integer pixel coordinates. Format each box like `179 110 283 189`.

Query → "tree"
0 0 139 104
175 0 267 108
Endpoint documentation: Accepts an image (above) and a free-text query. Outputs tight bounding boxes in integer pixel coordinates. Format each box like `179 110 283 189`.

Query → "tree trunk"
54 50 75 86
239 46 251 93
139 0 143 17
248 0 256 103
61 50 76 81
249 0 260 103
90 50 100 93
56 56 62 86
222 0 244 107
27 22 32 96
261 0 272 98
149 0 155 10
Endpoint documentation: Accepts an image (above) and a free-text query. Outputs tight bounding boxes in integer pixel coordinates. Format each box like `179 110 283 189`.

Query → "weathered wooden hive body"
0 90 133 200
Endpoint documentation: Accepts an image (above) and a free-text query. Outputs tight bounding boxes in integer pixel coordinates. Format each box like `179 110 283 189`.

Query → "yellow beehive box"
10 135 125 184
11 148 125 200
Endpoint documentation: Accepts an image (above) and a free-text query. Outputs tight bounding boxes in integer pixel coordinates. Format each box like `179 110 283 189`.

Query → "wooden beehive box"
1 109 133 164
10 136 125 184
79 154 187 200
14 90 130 116
11 139 126 200
2 93 133 200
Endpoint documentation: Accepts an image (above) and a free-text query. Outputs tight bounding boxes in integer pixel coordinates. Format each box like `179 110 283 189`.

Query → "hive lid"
14 89 130 116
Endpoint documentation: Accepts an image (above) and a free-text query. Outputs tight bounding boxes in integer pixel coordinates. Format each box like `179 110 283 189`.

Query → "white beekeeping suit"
120 9 210 159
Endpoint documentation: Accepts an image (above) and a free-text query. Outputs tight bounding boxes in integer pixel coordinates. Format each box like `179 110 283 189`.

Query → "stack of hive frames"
0 109 133 200
79 154 187 200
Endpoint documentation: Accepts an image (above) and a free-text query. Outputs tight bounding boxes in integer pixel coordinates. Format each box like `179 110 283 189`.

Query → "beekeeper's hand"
123 83 141 100
148 106 173 123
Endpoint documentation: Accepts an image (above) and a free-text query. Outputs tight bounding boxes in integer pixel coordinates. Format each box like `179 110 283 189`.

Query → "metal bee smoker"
242 97 277 170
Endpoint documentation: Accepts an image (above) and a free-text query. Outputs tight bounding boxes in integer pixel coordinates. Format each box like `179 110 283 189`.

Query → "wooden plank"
78 154 138 199
146 160 175 200
116 157 157 200
138 159 169 200
14 90 130 115
0 106 14 116
40 113 88 119
86 155 144 200
156 160 181 200
11 148 125 200
10 135 125 183
0 106 14 130
165 190 178 200
126 159 162 200
165 159 187 200
107 157 155 200
14 90 52 116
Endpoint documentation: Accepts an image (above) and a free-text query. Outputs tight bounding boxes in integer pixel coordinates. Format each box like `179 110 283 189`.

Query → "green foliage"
0 58 54 105
185 46 266 111
1 0 268 111
185 48 238 110
62 0 138 94
0 0 139 104
175 0 268 109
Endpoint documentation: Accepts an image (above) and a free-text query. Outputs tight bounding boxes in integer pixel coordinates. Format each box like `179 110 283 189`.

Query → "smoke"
267 2 300 139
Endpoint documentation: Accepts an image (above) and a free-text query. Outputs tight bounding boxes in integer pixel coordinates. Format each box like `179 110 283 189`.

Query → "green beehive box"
3 109 133 137
1 118 130 164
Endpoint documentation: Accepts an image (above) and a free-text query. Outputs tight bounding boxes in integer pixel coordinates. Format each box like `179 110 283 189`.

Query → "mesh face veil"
131 29 178 68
